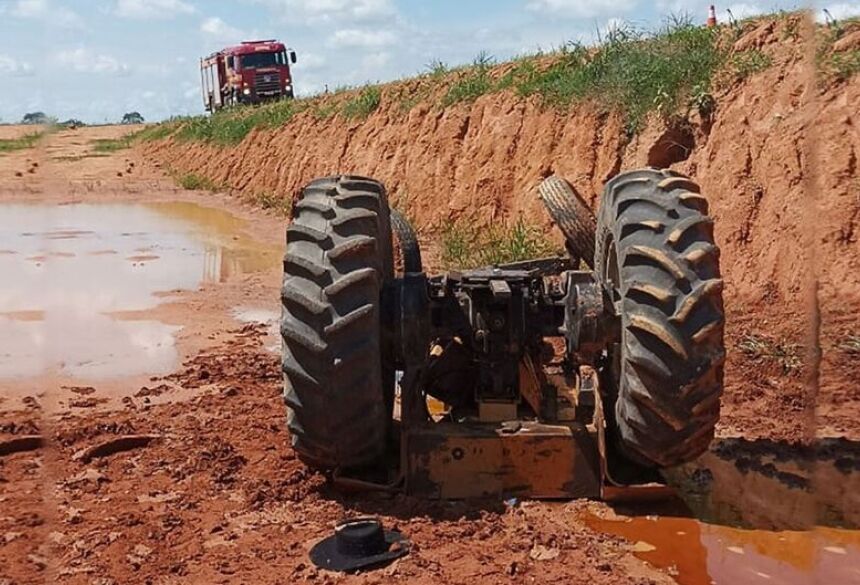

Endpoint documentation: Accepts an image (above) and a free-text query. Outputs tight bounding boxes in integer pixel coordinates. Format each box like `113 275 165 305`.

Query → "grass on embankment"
91 135 135 152
137 13 828 149
0 132 42 153
440 217 560 269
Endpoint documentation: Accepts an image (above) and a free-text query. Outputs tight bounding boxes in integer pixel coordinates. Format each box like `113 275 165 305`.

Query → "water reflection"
590 439 860 584
0 202 278 380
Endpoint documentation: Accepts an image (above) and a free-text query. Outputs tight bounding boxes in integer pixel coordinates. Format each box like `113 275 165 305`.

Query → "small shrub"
250 191 291 215
91 135 134 152
175 172 218 191
441 221 474 269
426 59 448 79
730 50 773 79
310 101 339 120
442 52 495 106
738 334 802 374
441 218 557 269
136 121 182 142
342 86 382 120
826 50 860 80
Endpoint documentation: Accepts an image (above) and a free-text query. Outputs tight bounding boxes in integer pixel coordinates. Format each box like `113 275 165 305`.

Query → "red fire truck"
200 40 297 112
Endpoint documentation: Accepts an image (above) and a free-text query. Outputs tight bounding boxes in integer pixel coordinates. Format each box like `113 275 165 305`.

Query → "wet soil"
0 127 670 585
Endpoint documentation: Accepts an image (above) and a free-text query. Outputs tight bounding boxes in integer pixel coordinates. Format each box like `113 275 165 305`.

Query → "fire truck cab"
200 40 297 112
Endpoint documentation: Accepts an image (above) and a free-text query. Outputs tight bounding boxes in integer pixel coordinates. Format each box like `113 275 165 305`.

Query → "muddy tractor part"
280 170 725 499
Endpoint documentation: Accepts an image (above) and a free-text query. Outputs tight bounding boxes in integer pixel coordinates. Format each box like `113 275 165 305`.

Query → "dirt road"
1 127 857 585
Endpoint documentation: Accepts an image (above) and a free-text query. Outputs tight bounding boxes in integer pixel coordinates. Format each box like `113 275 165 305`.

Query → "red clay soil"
143 15 860 442
0 327 671 585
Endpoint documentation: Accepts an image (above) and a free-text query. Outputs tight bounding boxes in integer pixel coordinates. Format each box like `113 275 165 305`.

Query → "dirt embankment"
143 16 859 442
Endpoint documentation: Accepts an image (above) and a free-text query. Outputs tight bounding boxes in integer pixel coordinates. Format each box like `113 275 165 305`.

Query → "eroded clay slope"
143 16 859 441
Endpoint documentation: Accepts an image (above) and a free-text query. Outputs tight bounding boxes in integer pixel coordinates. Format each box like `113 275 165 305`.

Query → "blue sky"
0 0 853 123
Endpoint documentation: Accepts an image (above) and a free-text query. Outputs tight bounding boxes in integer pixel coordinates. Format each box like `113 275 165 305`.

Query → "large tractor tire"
281 175 394 471
539 175 597 267
595 168 725 468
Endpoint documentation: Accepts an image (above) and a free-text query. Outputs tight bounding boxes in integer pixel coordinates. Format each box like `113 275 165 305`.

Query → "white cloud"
819 3 860 22
250 0 396 23
330 29 397 48
113 0 195 19
0 55 34 76
5 0 84 28
295 52 327 71
55 48 130 75
526 0 635 18
361 51 391 69
200 16 245 41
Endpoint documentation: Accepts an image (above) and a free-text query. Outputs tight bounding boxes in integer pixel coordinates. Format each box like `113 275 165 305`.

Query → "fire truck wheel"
281 175 394 471
595 168 725 468
539 175 597 267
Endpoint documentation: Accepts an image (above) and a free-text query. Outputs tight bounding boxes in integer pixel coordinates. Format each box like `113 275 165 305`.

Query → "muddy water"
0 201 278 381
589 439 860 584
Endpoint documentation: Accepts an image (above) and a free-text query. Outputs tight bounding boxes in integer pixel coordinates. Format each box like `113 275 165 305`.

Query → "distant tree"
60 119 85 127
22 112 50 125
122 111 145 124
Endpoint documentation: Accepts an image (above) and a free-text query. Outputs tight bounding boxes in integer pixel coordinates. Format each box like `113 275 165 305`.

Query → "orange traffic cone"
706 5 717 27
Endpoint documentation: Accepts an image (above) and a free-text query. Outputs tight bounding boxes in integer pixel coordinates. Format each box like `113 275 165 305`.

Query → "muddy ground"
1 123 858 584
0 127 680 585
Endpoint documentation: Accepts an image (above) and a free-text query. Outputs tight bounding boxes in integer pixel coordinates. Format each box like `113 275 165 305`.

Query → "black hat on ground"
309 517 410 573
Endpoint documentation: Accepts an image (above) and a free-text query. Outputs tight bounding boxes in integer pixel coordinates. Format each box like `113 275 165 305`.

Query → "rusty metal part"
563 272 614 363
477 401 518 422
518 355 543 416
404 420 601 499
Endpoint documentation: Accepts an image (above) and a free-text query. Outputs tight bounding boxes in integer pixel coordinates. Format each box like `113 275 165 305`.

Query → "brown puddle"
587 439 860 584
0 201 279 381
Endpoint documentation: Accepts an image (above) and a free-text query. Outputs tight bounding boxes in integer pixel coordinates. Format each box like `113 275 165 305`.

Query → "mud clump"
0 327 647 585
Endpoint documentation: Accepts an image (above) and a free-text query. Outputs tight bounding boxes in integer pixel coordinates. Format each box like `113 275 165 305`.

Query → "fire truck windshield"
240 52 286 69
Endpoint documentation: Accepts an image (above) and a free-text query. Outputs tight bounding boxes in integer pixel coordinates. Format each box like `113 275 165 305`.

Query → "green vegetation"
174 172 219 191
442 52 495 106
122 111 145 124
176 99 301 146
426 59 449 79
824 50 860 80
91 135 135 152
136 122 182 142
0 132 42 153
141 13 798 144
739 334 802 374
441 217 558 269
342 86 382 119
517 19 725 130
730 50 773 79
249 191 291 215
817 20 860 81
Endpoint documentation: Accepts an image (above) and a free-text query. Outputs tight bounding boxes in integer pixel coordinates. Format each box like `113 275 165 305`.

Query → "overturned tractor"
280 169 724 498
